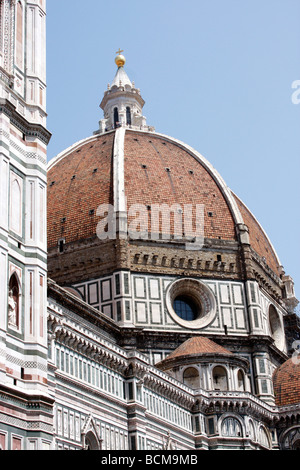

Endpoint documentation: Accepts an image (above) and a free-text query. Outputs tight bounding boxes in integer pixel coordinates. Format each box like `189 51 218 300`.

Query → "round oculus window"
166 278 216 329
173 295 200 321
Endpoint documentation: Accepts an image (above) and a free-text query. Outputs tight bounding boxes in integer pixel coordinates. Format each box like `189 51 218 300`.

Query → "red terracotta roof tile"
47 132 115 248
273 358 300 407
164 336 232 361
124 132 237 241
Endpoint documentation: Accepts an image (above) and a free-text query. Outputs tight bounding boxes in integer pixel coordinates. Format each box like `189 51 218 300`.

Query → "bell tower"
0 0 47 125
0 0 53 450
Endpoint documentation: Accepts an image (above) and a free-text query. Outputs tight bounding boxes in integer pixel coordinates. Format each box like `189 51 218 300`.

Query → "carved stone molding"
0 98 51 144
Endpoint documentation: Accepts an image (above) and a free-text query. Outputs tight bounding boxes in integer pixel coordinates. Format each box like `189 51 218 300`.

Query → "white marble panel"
150 303 161 323
222 307 233 328
149 279 160 299
235 308 246 329
220 284 230 304
135 277 146 298
101 280 111 302
136 302 147 323
232 285 243 305
88 283 98 304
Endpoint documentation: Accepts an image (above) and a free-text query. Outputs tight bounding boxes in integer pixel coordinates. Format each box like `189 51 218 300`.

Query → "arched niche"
269 304 284 350
221 417 243 438
212 366 228 391
258 426 271 449
84 431 101 450
183 367 200 389
237 369 245 391
8 272 21 328
16 1 24 70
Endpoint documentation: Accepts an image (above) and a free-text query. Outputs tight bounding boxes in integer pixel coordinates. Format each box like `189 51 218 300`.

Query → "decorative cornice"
100 88 145 111
0 66 14 88
48 314 128 375
198 389 276 423
0 98 51 145
47 278 120 336
0 383 54 411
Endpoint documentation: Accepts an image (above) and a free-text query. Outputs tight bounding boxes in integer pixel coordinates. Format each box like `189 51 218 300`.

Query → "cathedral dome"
47 127 280 276
273 357 300 407
47 52 283 288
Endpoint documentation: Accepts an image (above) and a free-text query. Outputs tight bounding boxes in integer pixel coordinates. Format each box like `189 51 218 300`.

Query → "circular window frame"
166 278 216 329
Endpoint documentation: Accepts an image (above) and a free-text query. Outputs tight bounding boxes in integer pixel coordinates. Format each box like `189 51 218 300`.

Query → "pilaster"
0 0 53 449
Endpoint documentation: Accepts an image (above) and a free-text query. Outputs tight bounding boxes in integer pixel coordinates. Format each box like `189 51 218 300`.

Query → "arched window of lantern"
212 366 228 391
114 107 119 128
16 1 24 70
237 369 245 391
126 107 132 126
183 367 200 389
8 272 21 328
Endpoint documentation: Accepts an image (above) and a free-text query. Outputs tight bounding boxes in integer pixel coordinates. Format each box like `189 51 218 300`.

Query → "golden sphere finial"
115 49 126 67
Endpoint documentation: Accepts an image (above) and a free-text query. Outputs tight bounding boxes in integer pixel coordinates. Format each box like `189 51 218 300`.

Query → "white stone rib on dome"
232 191 282 267
47 131 115 171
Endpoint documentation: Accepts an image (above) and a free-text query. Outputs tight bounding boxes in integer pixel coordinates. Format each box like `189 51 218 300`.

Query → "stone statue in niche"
163 431 175 450
8 289 17 326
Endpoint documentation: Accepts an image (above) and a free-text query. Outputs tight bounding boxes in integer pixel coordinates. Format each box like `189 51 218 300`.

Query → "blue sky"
46 0 300 299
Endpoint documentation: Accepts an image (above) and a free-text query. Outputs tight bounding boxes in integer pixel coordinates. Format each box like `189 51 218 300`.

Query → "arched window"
221 417 243 437
237 370 245 391
126 107 132 126
10 176 22 235
183 367 200 389
259 426 271 449
292 440 300 450
114 107 119 128
8 273 20 328
282 428 300 450
16 1 24 69
212 366 228 391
